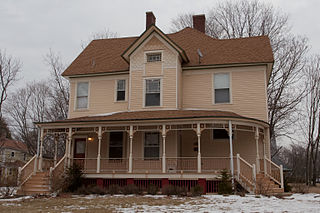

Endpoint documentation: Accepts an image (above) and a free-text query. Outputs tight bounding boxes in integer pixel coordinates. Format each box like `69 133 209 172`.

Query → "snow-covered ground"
0 193 319 212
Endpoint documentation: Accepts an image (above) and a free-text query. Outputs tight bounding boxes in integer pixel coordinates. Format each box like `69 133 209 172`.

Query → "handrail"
236 154 255 193
49 155 66 191
264 157 282 186
18 154 37 187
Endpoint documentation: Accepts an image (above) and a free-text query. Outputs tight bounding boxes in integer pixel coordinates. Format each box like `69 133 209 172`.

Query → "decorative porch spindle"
162 125 166 173
54 135 58 166
97 126 102 173
255 127 260 172
228 120 234 190
197 123 201 173
129 125 133 173
38 128 44 171
67 128 72 167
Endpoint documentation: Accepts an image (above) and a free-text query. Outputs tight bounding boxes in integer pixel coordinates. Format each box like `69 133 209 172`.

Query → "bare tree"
81 28 118 49
303 55 320 185
170 0 309 156
44 49 69 120
0 50 21 118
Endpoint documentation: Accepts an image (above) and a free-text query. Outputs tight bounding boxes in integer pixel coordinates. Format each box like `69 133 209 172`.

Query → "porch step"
18 172 51 195
255 173 284 194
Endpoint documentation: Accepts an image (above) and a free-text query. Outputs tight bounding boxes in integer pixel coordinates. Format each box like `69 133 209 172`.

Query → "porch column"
255 127 260 172
54 135 58 167
67 128 72 167
228 121 234 189
162 125 166 173
97 126 102 173
263 131 267 176
38 128 44 171
128 125 133 173
197 123 201 173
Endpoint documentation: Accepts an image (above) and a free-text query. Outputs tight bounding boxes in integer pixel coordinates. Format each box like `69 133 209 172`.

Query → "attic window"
146 53 161 62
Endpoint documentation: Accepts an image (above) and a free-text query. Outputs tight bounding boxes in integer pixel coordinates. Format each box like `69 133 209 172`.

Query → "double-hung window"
145 79 160 107
214 73 230 104
144 132 160 159
76 82 89 109
116 80 126 101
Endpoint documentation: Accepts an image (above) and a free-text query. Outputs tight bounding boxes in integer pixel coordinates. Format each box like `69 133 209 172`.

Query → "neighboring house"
19 12 284 194
0 138 30 185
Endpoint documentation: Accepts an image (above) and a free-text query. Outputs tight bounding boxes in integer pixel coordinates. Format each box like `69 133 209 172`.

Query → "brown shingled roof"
62 27 273 76
0 138 28 152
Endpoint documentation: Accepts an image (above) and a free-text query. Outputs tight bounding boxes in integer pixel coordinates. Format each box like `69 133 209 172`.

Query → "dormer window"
146 53 161 62
116 79 126 101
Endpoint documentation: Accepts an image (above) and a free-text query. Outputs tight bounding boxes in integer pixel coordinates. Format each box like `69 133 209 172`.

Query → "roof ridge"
217 35 269 41
92 36 138 42
168 27 217 41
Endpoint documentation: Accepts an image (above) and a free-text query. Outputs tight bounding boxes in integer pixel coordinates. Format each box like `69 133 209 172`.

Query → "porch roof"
35 110 269 126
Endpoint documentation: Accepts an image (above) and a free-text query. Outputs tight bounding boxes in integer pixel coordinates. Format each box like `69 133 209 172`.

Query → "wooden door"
74 138 86 169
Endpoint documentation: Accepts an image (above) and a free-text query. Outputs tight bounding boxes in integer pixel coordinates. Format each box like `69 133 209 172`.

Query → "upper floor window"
214 73 230 104
116 80 126 101
146 53 161 62
76 82 89 109
145 79 160 107
11 152 14 157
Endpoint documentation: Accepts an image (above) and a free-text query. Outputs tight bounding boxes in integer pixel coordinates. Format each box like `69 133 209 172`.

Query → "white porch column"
255 127 260 172
263 131 267 176
228 120 235 189
162 125 166 173
38 128 44 171
128 125 133 173
67 128 72 167
54 135 58 167
97 126 102 173
197 123 201 173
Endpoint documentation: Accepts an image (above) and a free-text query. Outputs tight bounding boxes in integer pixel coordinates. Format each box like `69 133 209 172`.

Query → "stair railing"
49 155 66 191
18 154 37 187
264 156 284 188
236 154 256 193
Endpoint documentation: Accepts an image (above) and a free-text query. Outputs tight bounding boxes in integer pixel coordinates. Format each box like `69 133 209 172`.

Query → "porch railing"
18 154 37 186
263 157 283 188
236 154 255 193
73 158 97 173
49 155 66 190
201 157 231 172
132 158 162 172
166 157 197 173
100 158 128 172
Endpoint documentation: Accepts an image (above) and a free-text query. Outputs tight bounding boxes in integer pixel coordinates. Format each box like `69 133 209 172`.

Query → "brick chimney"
193 14 205 33
146 11 156 29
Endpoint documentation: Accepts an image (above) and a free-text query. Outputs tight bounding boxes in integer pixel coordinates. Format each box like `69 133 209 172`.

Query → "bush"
162 185 187 196
147 184 159 195
107 185 120 195
122 184 141 195
76 185 105 195
191 185 203 196
291 183 309 194
218 169 233 195
63 164 83 192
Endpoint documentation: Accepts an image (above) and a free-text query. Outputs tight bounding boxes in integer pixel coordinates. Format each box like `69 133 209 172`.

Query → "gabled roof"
0 138 28 152
121 24 189 64
62 27 274 77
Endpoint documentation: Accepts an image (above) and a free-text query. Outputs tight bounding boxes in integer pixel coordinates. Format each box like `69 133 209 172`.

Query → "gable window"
109 132 123 159
214 73 230 104
145 79 160 107
144 132 160 159
146 53 161 62
76 82 89 109
11 152 15 157
116 80 126 101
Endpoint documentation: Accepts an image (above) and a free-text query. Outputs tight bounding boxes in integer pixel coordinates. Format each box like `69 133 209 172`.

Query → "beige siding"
129 35 178 111
68 75 129 118
182 66 268 121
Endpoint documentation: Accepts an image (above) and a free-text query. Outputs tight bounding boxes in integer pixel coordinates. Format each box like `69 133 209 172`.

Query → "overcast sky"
1 0 319 85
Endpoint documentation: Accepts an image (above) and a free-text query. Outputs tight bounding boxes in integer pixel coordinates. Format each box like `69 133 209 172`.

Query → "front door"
74 138 86 169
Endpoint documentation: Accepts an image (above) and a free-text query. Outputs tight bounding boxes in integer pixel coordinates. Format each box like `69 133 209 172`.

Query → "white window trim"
142 132 161 159
74 81 90 111
212 72 232 105
143 77 163 108
114 79 128 102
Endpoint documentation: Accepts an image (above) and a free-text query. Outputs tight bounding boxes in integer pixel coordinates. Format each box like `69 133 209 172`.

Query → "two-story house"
18 12 283 195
